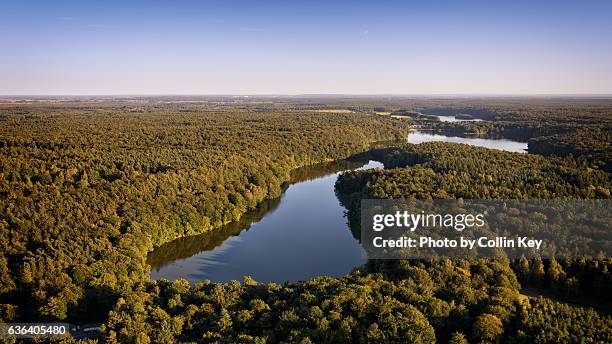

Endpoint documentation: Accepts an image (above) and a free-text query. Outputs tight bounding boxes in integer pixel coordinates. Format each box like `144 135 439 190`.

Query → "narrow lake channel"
148 132 528 283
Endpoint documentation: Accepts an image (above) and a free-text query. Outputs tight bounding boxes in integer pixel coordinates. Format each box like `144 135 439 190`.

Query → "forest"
0 99 403 324
0 97 610 343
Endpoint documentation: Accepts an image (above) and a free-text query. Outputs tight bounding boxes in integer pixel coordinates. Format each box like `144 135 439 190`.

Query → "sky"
1 0 611 95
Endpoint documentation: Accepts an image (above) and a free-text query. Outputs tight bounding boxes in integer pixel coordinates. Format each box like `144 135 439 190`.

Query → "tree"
472 314 503 343
449 332 468 344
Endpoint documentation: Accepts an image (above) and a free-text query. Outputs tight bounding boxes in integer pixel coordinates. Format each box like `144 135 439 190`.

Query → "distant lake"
408 130 528 153
433 115 483 122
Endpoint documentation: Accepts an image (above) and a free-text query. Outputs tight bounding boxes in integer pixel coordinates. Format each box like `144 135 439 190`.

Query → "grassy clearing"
391 115 411 119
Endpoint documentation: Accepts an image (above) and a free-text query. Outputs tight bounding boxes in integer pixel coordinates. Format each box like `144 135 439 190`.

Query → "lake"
148 159 381 284
407 130 528 153
148 132 528 283
433 115 483 122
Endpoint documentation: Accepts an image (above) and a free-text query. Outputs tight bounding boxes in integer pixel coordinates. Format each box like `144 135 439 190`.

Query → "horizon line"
2 93 612 98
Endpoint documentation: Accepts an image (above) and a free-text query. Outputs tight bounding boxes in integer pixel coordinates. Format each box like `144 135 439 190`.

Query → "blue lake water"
434 115 483 122
148 160 381 284
407 131 528 153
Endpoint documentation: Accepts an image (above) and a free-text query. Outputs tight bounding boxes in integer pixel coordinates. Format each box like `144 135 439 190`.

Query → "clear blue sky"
1 0 611 95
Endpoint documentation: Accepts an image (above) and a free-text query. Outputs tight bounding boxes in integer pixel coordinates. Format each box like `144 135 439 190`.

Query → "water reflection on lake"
434 115 483 122
148 159 382 284
408 131 527 153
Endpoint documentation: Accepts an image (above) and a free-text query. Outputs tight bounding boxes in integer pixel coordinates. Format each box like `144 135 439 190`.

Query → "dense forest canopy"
0 97 610 343
0 100 404 324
